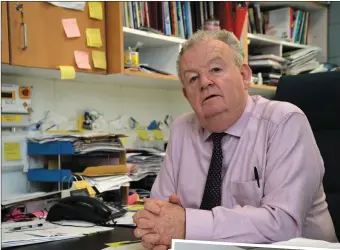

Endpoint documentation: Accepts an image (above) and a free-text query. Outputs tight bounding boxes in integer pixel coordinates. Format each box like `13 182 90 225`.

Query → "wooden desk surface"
11 227 137 250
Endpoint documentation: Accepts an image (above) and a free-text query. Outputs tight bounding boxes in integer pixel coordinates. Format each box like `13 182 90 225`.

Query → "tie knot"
211 133 225 144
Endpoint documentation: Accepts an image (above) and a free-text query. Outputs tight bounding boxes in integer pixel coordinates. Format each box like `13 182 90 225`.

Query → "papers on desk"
2 220 114 248
114 212 135 226
84 175 131 193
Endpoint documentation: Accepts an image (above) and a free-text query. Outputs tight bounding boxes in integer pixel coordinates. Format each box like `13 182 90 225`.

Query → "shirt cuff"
185 208 213 241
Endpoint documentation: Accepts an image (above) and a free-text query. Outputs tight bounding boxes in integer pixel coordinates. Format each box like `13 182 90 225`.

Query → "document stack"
127 148 165 181
283 47 321 75
248 54 285 86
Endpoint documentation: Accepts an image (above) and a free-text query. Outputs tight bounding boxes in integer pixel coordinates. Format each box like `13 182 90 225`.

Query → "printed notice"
62 18 81 38
4 142 22 161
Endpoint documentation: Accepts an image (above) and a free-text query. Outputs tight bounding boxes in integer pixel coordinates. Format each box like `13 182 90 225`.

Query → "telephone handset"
46 196 114 225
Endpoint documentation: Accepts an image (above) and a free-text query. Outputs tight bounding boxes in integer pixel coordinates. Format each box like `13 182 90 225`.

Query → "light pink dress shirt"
151 95 338 244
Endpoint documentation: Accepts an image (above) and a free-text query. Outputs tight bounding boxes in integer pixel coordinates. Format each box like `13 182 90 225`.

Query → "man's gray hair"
176 29 245 77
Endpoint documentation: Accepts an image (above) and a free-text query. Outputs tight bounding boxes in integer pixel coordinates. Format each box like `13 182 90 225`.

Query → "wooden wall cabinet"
7 1 107 74
2 2 10 64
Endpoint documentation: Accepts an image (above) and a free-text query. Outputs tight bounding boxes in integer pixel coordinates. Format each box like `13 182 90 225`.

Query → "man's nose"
199 74 213 90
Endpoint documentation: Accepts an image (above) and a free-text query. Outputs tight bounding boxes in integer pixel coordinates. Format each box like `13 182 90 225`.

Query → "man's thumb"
169 193 181 206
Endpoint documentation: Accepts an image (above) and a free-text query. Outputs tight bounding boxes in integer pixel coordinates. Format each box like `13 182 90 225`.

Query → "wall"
1 74 191 127
1 73 274 200
1 74 191 200
328 2 340 65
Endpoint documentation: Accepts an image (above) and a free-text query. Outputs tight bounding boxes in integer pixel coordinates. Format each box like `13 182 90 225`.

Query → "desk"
11 227 137 250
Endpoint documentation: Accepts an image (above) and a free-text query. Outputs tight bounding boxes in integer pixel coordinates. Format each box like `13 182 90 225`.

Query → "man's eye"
189 76 199 83
211 67 221 73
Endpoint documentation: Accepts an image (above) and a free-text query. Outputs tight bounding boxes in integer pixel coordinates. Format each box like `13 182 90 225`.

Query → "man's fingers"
136 218 155 229
134 209 155 221
144 200 161 215
169 193 181 206
142 233 161 245
141 239 154 249
134 228 154 238
152 244 169 250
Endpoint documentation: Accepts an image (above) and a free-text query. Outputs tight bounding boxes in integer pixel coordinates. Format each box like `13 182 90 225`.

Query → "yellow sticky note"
74 51 91 69
136 129 149 141
58 66 76 80
152 130 164 140
92 50 107 69
106 241 141 248
86 28 102 48
4 142 22 161
89 2 103 20
120 137 127 145
62 18 81 38
2 115 22 122
127 204 144 211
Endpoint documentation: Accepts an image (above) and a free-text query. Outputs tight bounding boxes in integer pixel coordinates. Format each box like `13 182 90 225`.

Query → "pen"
10 223 44 231
254 167 260 188
120 240 142 245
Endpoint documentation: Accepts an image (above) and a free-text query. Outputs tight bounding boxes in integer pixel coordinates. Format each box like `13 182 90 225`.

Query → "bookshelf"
247 1 328 62
120 1 328 92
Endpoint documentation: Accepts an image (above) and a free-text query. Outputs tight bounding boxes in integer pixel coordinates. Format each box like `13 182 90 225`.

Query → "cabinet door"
2 2 10 64
8 2 106 74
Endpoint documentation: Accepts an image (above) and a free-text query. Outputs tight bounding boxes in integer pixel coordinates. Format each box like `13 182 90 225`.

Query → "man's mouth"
203 94 219 102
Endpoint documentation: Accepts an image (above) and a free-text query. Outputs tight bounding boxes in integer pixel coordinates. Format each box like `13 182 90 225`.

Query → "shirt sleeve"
185 112 325 243
150 124 179 200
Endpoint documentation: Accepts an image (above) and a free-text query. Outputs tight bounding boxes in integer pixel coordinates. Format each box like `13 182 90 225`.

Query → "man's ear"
240 64 252 90
182 87 188 99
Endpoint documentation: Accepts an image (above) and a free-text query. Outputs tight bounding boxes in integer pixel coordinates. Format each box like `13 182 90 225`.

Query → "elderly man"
133 30 337 249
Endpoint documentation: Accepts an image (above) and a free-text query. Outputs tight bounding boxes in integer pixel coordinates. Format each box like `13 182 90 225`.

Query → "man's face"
180 39 251 130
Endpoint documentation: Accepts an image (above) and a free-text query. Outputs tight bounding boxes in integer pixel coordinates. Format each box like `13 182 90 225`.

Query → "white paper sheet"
48 2 86 11
2 220 113 248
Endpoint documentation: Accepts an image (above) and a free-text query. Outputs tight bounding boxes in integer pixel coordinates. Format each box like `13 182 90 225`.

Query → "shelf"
250 84 277 91
123 69 179 81
2 64 277 92
123 26 186 49
248 33 319 50
256 1 328 11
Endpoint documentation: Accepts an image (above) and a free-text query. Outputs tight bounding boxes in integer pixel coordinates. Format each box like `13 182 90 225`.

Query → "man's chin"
202 108 224 119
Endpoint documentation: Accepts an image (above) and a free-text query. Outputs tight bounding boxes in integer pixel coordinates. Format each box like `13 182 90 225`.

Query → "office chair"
273 71 340 240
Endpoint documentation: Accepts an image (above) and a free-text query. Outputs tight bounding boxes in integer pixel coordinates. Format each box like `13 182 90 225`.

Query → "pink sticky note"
74 51 91 69
62 18 81 38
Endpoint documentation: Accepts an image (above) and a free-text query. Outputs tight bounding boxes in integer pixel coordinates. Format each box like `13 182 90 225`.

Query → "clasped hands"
132 194 185 250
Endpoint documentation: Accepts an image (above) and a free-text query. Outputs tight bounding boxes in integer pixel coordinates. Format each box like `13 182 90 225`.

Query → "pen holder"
124 51 139 67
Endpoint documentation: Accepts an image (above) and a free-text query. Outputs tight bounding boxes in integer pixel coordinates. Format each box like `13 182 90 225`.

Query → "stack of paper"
2 220 113 248
127 149 165 181
84 175 132 193
283 47 321 75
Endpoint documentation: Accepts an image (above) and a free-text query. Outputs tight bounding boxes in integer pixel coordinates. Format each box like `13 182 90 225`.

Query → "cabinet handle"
15 3 27 51
22 23 28 50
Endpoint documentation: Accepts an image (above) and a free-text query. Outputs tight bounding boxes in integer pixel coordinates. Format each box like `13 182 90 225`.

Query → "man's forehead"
181 40 229 66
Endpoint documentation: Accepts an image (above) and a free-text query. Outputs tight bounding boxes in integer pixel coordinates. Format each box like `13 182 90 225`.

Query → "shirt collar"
202 95 254 141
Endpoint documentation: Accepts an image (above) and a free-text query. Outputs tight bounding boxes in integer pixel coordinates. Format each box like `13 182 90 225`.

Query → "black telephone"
46 196 119 225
